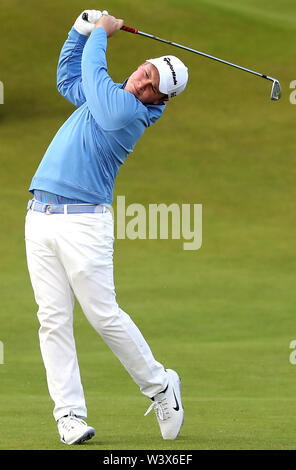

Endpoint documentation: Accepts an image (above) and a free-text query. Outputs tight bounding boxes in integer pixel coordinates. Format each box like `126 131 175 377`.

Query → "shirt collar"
121 78 129 89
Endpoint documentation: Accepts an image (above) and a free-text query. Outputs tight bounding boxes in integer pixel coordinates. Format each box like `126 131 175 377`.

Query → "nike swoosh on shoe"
173 389 179 411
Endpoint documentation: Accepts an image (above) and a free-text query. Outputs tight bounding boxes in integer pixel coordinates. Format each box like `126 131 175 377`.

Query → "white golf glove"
74 10 109 36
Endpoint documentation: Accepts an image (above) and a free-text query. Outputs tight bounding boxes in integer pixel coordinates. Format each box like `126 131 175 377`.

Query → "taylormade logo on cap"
146 55 189 99
163 57 178 85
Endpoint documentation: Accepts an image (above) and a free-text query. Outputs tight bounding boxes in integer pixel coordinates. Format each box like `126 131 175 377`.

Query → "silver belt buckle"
45 204 52 215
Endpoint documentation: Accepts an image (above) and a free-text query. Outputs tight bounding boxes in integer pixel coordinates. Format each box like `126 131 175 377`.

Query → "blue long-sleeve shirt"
29 27 166 205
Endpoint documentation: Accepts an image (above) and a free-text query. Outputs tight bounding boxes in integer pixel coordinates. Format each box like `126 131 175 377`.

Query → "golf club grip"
82 13 138 34
120 25 139 34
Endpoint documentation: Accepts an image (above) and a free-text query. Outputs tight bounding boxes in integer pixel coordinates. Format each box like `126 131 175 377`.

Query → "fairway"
1 0 296 450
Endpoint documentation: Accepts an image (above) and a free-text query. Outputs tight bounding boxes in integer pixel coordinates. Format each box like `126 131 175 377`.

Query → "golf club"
82 13 281 101
120 26 281 101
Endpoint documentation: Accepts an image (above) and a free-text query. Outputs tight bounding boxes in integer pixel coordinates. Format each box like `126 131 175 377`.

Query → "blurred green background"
1 0 296 450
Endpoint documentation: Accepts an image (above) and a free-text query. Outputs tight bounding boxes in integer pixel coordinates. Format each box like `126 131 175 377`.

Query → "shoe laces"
59 412 87 432
144 397 170 421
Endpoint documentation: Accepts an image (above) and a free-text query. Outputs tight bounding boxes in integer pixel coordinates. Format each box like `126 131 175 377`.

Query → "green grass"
1 0 296 450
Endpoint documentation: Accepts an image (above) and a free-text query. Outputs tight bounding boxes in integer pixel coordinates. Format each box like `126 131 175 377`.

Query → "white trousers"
25 208 167 421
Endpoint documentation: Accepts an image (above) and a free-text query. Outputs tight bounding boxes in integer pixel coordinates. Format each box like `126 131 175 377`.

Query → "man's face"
125 62 168 105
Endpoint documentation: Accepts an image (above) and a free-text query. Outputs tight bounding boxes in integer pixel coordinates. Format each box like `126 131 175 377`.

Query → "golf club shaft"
120 25 275 84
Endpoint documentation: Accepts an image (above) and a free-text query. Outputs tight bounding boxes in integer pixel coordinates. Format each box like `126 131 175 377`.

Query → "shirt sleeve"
57 27 88 108
81 27 145 131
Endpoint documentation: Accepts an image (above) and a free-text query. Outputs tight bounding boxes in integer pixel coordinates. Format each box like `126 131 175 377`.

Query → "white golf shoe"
144 369 184 440
57 411 95 445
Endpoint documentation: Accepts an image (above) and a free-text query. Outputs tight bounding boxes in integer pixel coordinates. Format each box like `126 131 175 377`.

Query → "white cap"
146 55 188 99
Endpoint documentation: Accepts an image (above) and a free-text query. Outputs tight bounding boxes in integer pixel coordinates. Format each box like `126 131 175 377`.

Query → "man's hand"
74 10 108 36
95 15 124 38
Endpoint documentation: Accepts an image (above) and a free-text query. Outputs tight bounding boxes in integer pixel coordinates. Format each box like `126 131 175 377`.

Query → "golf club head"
271 80 281 101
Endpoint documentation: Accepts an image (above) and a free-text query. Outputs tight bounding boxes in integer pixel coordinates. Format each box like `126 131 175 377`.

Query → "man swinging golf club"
25 10 188 445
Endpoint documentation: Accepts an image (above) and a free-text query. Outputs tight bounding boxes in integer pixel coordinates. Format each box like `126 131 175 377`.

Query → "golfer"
25 10 188 445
